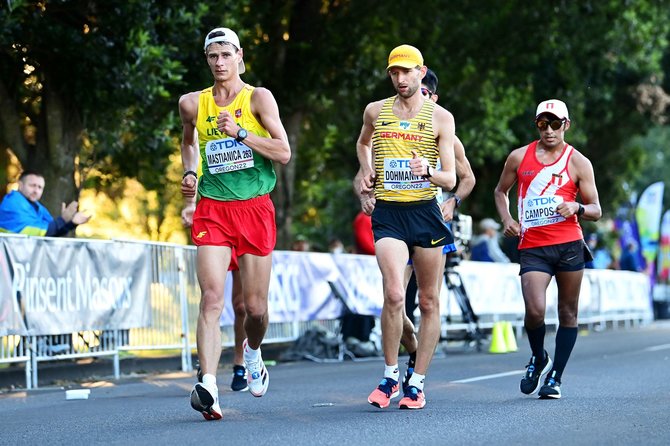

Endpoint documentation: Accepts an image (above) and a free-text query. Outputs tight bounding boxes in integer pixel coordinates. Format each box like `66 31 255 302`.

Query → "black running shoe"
520 351 552 395
538 371 562 399
230 365 249 392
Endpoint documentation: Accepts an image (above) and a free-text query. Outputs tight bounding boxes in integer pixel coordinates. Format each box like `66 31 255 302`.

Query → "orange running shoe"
368 377 400 408
398 385 426 409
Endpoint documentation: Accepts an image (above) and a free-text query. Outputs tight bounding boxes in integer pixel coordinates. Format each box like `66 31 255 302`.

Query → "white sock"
244 343 260 361
408 372 425 391
384 364 399 382
202 373 217 387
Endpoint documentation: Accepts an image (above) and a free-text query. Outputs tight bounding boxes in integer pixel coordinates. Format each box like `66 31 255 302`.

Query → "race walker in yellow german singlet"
372 96 438 202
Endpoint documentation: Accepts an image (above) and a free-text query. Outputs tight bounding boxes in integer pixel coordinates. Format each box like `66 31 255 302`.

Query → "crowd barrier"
0 233 653 388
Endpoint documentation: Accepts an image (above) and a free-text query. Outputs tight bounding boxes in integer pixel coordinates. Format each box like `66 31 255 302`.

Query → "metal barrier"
0 234 655 389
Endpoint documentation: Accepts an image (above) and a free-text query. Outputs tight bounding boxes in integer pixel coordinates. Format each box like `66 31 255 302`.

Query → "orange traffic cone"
489 321 508 354
503 321 518 352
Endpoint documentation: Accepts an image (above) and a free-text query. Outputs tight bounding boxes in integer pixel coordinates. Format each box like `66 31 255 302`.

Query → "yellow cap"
386 44 423 70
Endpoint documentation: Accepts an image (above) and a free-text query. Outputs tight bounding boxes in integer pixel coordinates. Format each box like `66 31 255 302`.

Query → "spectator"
469 218 510 263
585 233 613 269
291 235 311 252
328 238 345 254
0 170 90 236
619 240 643 272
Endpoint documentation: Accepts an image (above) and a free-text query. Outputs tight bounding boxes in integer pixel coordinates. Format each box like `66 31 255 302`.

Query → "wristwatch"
453 194 462 208
423 165 433 179
236 127 248 143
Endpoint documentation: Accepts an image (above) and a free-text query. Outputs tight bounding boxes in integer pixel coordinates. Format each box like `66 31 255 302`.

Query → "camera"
446 212 472 269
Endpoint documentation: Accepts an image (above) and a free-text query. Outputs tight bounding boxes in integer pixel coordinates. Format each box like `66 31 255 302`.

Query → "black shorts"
519 239 594 276
371 198 454 249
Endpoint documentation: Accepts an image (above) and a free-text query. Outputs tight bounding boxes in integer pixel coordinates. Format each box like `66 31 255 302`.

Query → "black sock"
408 351 417 368
552 326 578 381
525 323 546 361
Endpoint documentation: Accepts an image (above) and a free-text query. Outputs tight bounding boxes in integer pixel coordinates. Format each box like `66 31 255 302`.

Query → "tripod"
442 254 484 351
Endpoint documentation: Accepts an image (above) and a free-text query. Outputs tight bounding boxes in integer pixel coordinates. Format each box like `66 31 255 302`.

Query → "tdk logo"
528 197 558 206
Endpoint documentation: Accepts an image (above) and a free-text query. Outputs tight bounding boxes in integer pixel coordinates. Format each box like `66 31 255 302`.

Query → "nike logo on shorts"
431 237 446 245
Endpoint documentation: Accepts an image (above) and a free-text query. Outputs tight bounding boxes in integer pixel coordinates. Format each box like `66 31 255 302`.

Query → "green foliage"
1 0 670 244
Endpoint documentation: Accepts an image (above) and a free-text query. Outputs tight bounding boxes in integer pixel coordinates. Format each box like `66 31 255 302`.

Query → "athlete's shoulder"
507 142 532 165
363 99 386 122
432 102 454 122
178 90 202 115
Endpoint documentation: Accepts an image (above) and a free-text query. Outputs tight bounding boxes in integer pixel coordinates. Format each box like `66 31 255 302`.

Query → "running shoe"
402 363 415 395
398 385 426 409
367 377 400 409
230 365 249 392
538 371 562 399
190 382 222 421
243 339 269 397
520 351 552 395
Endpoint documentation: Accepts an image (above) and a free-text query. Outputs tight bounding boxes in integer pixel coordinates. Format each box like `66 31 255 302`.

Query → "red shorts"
191 195 276 263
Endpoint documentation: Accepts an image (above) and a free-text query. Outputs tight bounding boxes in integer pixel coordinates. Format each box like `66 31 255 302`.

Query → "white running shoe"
190 382 222 420
243 339 269 397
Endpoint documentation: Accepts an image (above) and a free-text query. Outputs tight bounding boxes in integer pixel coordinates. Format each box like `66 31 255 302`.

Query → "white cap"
535 99 569 121
203 27 245 74
479 218 501 231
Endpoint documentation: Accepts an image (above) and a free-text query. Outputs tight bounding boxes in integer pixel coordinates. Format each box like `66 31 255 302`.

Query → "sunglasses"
421 87 434 97
536 118 566 131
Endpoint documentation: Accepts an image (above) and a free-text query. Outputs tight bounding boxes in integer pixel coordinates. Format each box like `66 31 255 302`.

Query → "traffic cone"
489 321 508 354
503 321 518 352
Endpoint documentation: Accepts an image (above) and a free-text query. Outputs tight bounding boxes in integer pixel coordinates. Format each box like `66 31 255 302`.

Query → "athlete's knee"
232 297 246 319
200 288 224 315
244 295 268 320
417 292 439 314
384 288 406 310
557 306 578 325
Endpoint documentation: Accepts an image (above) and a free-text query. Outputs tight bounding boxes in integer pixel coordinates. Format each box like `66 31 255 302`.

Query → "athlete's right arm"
179 92 199 203
494 147 525 237
356 101 382 196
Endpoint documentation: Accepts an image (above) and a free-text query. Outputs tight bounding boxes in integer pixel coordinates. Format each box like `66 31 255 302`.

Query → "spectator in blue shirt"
470 218 510 263
0 170 90 236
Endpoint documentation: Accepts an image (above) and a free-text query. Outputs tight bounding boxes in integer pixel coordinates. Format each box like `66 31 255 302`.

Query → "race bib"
205 137 254 175
382 158 430 190
522 195 566 228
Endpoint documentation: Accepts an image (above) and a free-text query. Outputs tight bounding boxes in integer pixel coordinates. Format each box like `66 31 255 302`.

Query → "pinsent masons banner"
0 236 152 335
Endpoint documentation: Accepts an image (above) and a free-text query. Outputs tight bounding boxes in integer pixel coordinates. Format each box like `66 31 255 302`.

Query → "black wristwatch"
182 170 197 180
236 127 248 143
577 204 585 217
423 165 433 179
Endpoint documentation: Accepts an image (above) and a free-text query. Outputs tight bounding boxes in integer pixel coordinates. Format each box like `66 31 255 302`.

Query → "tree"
0 0 209 214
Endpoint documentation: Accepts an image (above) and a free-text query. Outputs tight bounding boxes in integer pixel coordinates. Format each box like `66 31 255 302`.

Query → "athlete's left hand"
556 202 579 218
440 199 456 222
217 110 239 138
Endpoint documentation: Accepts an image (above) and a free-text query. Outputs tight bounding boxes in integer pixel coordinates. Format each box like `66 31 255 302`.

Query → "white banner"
219 253 652 325
0 236 152 335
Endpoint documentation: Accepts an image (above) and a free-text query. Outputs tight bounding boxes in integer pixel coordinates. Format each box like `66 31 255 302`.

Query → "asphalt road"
1 322 669 446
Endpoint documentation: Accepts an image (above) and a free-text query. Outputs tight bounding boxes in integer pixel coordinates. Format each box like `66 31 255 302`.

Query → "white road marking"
643 344 670 352
451 370 524 384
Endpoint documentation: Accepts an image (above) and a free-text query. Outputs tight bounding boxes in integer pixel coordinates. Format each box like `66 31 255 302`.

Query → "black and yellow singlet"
372 96 438 202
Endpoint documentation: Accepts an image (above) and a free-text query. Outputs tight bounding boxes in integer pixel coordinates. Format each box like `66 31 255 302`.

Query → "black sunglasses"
536 118 566 131
421 87 434 97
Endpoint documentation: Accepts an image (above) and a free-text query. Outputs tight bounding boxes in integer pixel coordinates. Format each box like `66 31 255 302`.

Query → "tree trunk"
272 110 302 249
35 74 83 219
